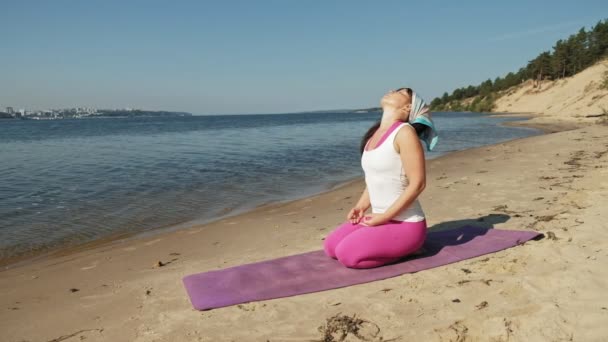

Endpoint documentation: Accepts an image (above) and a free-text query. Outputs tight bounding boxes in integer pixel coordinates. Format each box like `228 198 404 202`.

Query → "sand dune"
494 59 608 127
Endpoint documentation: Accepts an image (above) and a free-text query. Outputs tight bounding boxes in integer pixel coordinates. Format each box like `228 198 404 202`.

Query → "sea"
0 111 542 266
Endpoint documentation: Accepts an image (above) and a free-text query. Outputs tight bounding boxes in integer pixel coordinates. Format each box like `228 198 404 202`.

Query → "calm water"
0 112 541 264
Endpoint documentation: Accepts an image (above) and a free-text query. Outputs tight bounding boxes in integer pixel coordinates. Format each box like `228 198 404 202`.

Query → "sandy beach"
493 59 608 126
2 116 608 341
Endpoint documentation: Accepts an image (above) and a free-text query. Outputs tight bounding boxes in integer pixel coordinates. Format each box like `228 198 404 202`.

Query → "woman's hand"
360 213 389 227
346 206 366 224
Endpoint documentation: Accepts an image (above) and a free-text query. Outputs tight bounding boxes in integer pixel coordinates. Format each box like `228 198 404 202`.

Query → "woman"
323 87 438 269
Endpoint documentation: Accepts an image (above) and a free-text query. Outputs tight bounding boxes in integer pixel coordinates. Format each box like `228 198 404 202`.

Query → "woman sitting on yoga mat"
323 87 438 269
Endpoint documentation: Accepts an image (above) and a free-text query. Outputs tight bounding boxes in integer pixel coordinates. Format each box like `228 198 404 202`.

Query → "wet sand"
1 117 607 341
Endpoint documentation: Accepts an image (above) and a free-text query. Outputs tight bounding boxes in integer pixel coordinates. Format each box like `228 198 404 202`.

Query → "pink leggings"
323 219 427 269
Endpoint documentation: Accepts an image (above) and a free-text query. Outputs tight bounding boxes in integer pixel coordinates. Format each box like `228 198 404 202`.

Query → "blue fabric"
408 92 439 151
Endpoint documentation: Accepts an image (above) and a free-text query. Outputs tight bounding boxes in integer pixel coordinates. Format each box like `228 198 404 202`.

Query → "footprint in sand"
122 246 137 251
435 321 469 341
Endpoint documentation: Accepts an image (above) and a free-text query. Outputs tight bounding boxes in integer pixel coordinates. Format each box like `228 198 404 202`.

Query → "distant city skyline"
0 104 192 120
1 1 606 115
2 105 138 114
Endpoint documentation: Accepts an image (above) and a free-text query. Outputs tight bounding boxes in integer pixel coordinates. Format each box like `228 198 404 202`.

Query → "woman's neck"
379 107 402 130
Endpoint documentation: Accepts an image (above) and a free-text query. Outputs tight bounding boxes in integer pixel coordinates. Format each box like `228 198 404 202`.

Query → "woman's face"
380 88 412 116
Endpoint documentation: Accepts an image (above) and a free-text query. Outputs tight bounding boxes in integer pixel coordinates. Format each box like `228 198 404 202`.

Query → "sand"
493 59 608 126
2 119 608 341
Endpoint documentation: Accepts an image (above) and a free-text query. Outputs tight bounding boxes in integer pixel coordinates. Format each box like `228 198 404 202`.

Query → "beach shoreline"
487 111 593 133
2 113 607 341
0 176 370 271
0 113 554 271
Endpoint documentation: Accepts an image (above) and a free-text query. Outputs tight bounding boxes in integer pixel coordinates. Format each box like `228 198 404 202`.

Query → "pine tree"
479 79 493 96
571 28 590 73
589 19 608 60
552 39 568 79
430 18 608 112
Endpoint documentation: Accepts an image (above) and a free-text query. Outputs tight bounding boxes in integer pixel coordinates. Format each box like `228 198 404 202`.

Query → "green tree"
503 72 519 89
589 19 608 60
552 39 569 79
479 79 493 96
571 28 590 73
528 51 553 85
429 18 608 112
464 85 478 98
430 97 442 108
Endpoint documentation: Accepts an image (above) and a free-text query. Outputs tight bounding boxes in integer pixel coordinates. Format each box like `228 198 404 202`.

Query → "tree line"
430 18 608 112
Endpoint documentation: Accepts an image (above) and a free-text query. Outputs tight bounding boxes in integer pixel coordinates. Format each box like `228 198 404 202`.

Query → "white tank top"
361 122 426 222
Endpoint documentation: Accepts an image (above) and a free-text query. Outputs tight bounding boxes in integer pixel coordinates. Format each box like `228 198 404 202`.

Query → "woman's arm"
362 125 426 226
347 187 371 223
355 187 371 211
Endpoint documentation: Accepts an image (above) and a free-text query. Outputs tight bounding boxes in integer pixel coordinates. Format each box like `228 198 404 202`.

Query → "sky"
1 1 606 115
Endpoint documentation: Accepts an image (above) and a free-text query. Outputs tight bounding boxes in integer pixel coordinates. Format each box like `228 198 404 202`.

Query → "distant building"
6 107 14 114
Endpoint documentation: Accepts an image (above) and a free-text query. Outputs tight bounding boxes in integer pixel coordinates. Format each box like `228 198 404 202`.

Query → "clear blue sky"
1 1 606 115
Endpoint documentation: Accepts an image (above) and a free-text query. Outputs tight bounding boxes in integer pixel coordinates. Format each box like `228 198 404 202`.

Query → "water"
0 111 541 264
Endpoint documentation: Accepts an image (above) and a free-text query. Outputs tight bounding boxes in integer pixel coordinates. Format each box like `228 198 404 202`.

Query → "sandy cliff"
494 59 608 126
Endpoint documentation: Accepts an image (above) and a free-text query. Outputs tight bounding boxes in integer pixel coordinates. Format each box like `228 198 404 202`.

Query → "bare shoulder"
395 123 418 142
393 123 421 153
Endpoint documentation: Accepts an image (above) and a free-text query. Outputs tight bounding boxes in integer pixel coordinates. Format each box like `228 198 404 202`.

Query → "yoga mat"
182 225 540 310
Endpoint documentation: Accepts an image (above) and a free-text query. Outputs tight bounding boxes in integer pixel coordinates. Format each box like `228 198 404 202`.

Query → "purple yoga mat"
182 225 540 310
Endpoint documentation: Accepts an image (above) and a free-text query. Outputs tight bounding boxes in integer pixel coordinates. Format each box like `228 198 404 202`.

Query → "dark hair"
359 87 425 155
360 121 381 154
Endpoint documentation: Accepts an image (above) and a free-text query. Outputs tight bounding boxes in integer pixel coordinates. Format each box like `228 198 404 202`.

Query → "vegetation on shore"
429 18 608 113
